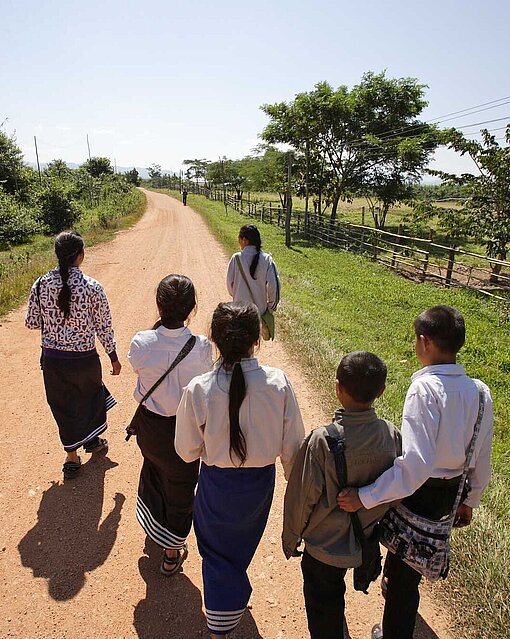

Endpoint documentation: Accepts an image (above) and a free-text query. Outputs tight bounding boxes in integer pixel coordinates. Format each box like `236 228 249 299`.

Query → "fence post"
261 202 264 223
372 232 378 260
391 224 404 268
297 212 301 234
421 252 430 282
361 206 365 226
446 248 456 287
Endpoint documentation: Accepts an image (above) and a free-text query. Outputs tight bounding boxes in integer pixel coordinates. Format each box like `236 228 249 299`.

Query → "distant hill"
26 162 177 180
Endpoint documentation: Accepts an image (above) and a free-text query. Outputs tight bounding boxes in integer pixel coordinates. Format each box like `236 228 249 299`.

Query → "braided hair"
54 231 84 319
153 274 197 330
239 224 262 279
211 302 260 466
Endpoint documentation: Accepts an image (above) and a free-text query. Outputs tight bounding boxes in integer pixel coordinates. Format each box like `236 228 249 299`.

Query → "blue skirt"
194 463 276 635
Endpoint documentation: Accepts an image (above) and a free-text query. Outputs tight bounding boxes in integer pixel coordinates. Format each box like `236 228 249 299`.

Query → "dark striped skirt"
42 352 116 451
135 407 199 550
194 463 276 635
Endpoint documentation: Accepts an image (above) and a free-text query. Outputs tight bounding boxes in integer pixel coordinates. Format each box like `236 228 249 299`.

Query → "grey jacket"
282 408 402 568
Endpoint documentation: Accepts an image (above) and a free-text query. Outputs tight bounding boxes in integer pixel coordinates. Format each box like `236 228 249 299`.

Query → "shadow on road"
415 613 441 639
134 537 263 639
18 454 123 601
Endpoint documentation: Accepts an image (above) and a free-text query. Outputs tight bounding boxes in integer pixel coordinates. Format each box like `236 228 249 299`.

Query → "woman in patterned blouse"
26 231 121 479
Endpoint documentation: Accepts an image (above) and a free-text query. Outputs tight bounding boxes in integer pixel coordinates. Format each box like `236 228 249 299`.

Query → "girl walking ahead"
25 231 120 479
128 274 213 575
226 224 280 317
176 302 304 637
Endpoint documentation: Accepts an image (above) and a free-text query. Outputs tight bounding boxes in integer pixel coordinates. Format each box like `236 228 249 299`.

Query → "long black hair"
153 274 196 330
239 224 262 279
54 231 85 319
211 302 260 466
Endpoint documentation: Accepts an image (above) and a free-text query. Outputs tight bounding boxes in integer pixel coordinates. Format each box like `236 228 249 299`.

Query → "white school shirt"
175 357 305 479
128 325 213 417
359 364 493 510
226 246 281 314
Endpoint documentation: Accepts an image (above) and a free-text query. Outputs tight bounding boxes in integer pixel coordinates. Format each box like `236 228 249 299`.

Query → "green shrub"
38 183 82 233
0 192 40 247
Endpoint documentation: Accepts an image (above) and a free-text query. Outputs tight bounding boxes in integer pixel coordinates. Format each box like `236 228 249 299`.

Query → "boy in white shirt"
337 305 493 639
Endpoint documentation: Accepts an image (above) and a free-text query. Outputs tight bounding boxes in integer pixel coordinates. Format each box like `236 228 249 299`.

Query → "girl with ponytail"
176 302 304 638
226 224 281 318
26 231 120 479
128 274 213 576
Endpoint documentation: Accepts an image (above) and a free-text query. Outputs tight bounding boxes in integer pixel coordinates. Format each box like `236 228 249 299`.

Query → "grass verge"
0 188 146 317
160 189 510 639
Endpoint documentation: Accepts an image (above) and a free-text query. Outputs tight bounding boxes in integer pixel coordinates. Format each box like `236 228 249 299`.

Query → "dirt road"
0 189 454 638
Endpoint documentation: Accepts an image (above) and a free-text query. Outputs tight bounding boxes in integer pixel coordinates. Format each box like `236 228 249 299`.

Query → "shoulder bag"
125 335 196 440
378 382 485 581
325 422 382 594
235 254 275 341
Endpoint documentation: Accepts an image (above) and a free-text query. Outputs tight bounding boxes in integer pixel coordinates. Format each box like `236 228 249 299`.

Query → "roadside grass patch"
0 189 146 317
161 189 510 639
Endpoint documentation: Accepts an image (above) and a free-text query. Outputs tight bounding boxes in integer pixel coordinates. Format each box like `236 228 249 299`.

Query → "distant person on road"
175 301 304 638
337 306 494 639
128 274 213 577
182 189 188 206
25 231 121 480
283 351 402 639
227 224 280 338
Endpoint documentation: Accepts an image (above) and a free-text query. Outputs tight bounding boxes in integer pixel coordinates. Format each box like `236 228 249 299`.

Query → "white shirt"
128 325 213 417
25 267 116 356
175 357 305 479
226 246 280 314
359 364 493 510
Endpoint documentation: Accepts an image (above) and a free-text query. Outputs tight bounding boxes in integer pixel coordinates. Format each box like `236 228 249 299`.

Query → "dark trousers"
382 477 462 639
301 550 347 639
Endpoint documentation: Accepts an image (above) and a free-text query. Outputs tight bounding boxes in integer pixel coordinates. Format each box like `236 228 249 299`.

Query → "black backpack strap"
325 422 366 543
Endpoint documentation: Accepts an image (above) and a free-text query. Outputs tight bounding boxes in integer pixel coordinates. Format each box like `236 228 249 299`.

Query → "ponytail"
211 302 260 467
229 362 248 465
54 231 84 319
238 224 262 279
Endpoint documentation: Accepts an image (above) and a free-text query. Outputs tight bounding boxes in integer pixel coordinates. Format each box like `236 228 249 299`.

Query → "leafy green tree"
0 191 40 246
125 167 141 186
429 126 510 281
261 72 437 221
183 159 210 187
82 156 114 178
207 158 249 199
45 159 73 181
0 130 35 201
147 164 162 180
39 183 82 233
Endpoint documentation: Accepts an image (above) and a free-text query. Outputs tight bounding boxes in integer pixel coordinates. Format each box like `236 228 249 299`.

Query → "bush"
0 192 40 247
38 183 82 233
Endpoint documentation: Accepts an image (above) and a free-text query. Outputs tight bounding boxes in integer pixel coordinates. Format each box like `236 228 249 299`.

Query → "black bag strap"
139 335 197 406
325 422 367 544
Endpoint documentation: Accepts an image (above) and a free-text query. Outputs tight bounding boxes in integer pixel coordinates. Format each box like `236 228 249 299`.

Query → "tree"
0 130 35 201
45 159 73 181
39 183 81 233
147 164 162 180
261 72 437 221
82 156 114 178
429 126 510 281
125 168 141 186
183 159 210 187
207 158 249 200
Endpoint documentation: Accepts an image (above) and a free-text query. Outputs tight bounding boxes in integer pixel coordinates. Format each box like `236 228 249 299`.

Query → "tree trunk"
330 192 341 222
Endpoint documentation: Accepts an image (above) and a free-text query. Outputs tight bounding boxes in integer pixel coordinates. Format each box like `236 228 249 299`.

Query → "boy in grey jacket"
282 351 402 639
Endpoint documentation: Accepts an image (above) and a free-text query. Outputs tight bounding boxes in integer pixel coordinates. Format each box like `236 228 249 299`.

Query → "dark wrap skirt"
42 352 116 451
194 463 276 635
135 406 199 550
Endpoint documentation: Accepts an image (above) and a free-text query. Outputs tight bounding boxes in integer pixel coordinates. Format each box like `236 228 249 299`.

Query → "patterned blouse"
25 266 117 359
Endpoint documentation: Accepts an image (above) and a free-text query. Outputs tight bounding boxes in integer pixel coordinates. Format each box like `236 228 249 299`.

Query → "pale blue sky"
2 0 509 175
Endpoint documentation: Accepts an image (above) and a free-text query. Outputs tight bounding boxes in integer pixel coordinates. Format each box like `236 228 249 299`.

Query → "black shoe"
85 437 108 454
63 457 82 479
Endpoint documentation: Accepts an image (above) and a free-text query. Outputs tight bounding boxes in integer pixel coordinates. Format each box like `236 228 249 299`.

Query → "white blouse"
128 325 213 417
175 357 305 479
226 246 280 314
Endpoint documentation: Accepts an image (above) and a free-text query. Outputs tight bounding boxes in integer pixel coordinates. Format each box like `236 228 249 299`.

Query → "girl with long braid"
176 302 304 638
226 224 281 318
26 231 120 479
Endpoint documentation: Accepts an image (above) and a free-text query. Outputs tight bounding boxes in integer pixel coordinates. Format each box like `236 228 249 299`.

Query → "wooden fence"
171 183 510 306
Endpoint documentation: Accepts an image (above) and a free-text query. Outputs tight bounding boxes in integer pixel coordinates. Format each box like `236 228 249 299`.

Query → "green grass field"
161 188 510 639
0 189 146 317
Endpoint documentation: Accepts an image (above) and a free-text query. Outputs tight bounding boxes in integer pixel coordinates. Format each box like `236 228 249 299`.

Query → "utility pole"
86 134 93 206
285 151 293 247
34 136 42 186
86 134 92 160
305 140 310 231
220 156 228 215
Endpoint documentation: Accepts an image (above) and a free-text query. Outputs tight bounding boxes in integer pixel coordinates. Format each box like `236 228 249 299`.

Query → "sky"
2 0 510 176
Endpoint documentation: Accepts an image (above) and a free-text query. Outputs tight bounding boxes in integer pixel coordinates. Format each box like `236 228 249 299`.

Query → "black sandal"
160 544 188 576
85 437 108 454
63 457 82 479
